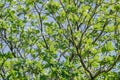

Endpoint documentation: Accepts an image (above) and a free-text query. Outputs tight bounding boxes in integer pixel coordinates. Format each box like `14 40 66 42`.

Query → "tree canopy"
0 0 120 80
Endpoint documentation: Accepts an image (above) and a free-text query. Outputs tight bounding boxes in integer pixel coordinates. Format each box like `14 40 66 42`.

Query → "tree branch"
93 55 120 78
34 3 49 49
92 20 109 44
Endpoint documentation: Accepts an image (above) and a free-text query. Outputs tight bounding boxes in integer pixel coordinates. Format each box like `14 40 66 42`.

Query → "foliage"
0 0 120 80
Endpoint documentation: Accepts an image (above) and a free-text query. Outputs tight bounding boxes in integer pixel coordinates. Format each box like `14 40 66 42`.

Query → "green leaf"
105 41 114 51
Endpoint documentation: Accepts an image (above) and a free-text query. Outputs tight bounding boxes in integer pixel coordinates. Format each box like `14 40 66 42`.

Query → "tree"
0 0 120 80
